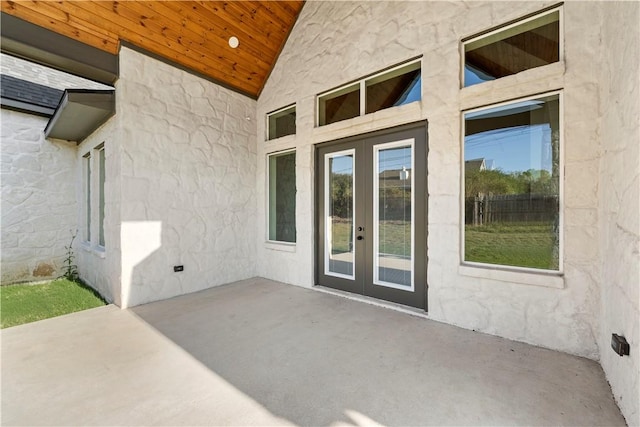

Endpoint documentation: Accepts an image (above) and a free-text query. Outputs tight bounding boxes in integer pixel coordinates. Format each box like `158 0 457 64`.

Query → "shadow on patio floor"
0 277 626 426
130 277 624 426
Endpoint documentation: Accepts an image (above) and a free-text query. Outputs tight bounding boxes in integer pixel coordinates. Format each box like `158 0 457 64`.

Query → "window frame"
82 152 91 243
266 149 297 245
461 6 563 88
316 57 422 127
460 90 564 275
266 104 296 141
97 144 106 248
372 139 416 291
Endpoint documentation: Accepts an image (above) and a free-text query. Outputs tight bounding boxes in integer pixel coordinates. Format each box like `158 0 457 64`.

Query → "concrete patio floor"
1 278 626 426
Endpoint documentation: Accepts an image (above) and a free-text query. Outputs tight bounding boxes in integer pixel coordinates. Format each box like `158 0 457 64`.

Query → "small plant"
62 230 79 281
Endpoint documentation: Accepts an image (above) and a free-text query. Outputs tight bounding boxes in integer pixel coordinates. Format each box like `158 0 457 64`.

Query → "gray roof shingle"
1 74 63 109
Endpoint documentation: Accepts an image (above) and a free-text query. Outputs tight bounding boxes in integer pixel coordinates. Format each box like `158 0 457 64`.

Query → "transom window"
267 105 296 140
318 59 421 126
463 8 561 87
462 92 562 271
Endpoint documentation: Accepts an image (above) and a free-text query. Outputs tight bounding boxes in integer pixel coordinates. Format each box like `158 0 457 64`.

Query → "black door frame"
314 121 429 311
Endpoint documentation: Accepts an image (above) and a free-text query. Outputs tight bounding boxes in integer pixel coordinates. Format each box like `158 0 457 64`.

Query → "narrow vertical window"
267 105 296 140
83 153 91 242
463 92 561 271
98 147 105 247
374 141 414 289
268 151 296 243
325 150 355 278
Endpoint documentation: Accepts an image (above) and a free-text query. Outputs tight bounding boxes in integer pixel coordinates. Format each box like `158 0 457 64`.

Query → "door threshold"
313 285 429 319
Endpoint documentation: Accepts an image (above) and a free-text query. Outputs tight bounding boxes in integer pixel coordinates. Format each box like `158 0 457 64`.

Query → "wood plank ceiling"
1 1 304 97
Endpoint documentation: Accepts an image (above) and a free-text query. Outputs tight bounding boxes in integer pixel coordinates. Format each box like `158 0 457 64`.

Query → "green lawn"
1 278 106 329
331 220 411 255
331 219 558 270
465 223 558 269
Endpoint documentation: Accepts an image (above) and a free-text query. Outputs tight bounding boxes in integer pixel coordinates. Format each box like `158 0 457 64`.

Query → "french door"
316 123 427 310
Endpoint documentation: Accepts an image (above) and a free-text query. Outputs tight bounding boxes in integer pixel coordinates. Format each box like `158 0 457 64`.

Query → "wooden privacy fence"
465 194 558 225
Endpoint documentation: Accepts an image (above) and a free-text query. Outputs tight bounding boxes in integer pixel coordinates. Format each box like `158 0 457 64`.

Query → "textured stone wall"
0 53 111 91
1 54 111 286
598 3 640 425
115 47 257 308
257 0 607 359
1 109 77 284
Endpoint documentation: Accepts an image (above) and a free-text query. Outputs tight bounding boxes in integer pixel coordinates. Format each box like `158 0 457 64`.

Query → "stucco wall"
257 0 607 359
598 2 640 425
0 53 111 91
1 53 112 286
115 47 257 308
1 109 77 284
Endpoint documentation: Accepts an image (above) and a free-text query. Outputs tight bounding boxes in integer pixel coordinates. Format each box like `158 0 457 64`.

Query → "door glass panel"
325 151 355 278
374 142 414 290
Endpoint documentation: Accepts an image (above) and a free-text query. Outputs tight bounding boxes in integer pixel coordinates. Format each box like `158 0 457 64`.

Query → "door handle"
357 226 364 231
357 235 364 240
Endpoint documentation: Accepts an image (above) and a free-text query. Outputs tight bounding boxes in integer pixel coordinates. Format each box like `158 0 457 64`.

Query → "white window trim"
460 6 564 88
80 142 107 255
97 145 106 249
460 90 564 278
372 139 415 292
266 104 296 141
316 57 422 127
82 152 91 244
266 149 297 245
324 148 356 280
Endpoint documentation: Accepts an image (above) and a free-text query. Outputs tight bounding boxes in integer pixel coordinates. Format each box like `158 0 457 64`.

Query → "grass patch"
330 220 558 270
1 278 106 329
465 223 558 269
331 220 411 255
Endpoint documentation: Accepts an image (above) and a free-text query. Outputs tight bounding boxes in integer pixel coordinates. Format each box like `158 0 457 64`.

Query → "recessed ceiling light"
228 36 239 49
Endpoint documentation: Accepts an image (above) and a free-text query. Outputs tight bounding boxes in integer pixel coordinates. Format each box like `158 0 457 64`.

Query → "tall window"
463 8 560 87
268 151 296 243
98 146 105 247
463 92 561 271
83 153 91 242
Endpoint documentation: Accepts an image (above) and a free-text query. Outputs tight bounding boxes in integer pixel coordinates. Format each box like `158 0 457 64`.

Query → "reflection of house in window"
379 168 412 185
463 93 561 271
378 168 412 221
465 158 486 173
